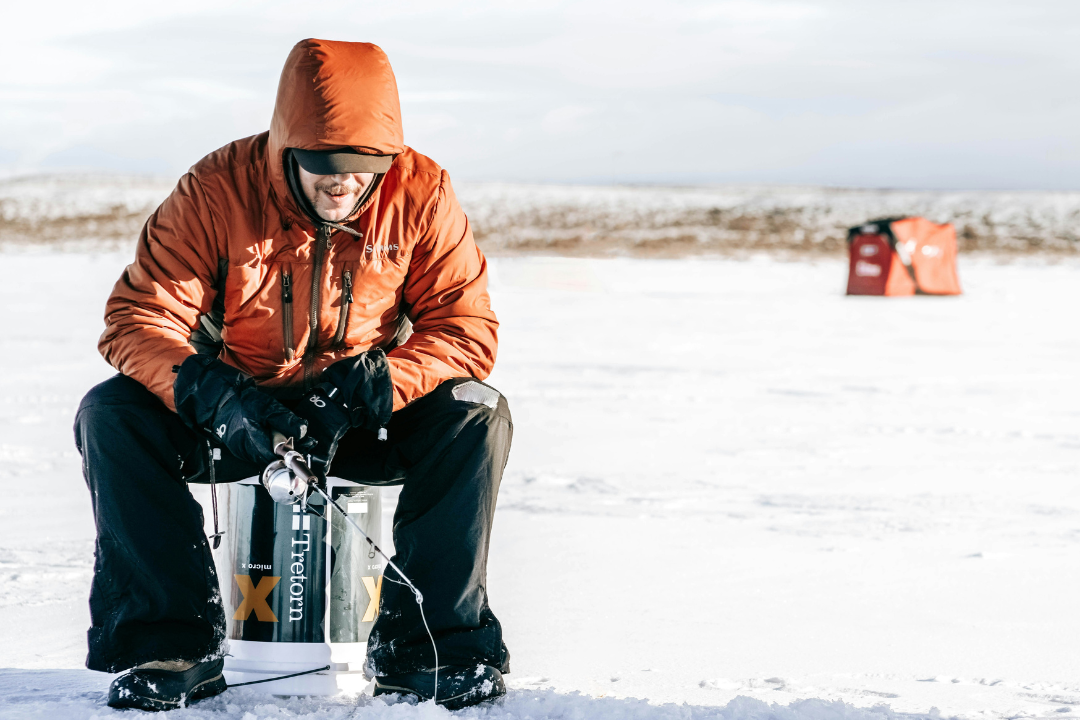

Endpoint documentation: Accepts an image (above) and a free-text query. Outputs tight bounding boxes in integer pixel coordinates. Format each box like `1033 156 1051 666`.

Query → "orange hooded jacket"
99 39 498 413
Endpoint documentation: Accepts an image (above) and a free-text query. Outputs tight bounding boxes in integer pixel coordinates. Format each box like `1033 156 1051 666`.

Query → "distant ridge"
2 175 1077 256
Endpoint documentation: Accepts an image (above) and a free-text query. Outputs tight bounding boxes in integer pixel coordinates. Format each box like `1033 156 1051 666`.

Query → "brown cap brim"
292 148 394 175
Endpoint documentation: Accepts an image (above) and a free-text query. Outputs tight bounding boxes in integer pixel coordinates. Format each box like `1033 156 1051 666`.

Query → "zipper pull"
343 270 353 303
282 273 292 302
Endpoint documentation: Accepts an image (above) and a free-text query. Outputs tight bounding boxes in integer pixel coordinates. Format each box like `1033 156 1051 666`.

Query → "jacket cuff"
173 355 246 433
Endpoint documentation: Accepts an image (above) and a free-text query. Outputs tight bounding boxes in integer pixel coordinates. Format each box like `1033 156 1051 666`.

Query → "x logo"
361 576 382 623
234 574 281 622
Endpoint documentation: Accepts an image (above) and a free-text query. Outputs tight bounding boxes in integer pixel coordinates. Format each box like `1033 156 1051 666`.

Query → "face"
297 166 375 222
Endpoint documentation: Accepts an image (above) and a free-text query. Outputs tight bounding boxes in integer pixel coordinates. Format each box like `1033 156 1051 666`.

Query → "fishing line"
309 485 440 704
265 434 440 703
227 665 331 688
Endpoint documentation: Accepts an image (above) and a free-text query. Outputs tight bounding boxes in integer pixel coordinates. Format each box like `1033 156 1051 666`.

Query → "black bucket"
211 478 383 694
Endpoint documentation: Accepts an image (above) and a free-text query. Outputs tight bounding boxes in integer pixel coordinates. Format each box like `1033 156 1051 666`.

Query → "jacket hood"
268 39 404 217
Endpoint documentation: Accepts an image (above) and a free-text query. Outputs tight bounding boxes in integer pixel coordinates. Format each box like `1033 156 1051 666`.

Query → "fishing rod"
262 434 440 704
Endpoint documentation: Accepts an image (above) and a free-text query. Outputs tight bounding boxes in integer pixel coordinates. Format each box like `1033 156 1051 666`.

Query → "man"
74 39 511 711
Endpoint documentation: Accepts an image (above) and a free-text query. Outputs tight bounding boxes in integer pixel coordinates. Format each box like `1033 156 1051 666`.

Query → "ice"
0 249 1078 719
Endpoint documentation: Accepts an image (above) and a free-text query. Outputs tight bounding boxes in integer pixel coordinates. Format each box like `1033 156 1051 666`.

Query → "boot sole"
108 674 227 712
373 680 506 710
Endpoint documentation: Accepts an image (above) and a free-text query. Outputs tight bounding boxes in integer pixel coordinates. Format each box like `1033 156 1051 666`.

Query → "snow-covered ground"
0 251 1077 719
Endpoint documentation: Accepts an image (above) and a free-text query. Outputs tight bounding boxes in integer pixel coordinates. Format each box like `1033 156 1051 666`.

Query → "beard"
315 180 362 198
312 180 365 221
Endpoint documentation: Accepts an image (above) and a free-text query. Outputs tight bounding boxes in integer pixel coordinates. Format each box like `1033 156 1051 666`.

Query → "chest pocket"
332 265 354 347
281 264 296 360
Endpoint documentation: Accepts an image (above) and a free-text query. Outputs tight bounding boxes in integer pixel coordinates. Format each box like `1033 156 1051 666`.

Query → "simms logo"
365 243 399 256
234 575 280 622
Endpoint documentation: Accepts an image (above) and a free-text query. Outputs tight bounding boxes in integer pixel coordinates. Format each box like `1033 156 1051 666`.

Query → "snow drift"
1 175 1078 255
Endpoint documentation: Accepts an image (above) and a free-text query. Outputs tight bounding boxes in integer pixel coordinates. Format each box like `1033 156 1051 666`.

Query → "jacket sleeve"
98 173 222 411
386 171 498 410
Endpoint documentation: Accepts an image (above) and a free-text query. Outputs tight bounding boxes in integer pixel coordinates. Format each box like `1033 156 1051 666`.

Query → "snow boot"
107 658 227 711
374 664 506 709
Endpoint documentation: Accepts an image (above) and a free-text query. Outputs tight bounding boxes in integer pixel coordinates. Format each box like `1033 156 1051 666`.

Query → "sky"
2 0 1078 189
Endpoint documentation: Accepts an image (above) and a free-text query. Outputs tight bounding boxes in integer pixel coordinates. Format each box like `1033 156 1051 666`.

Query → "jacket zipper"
303 227 332 389
281 270 294 361
333 269 353 347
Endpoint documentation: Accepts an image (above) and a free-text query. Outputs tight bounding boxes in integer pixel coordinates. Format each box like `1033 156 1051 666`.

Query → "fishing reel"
261 433 320 505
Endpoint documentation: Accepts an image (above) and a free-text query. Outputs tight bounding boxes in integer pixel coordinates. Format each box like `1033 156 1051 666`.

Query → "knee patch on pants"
451 380 501 409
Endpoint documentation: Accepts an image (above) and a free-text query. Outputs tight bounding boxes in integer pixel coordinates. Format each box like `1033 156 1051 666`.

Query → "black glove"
293 383 352 479
320 348 393 432
174 355 310 466
291 349 394 478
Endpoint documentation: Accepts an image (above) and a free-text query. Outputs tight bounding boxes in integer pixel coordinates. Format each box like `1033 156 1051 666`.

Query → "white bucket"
209 477 383 694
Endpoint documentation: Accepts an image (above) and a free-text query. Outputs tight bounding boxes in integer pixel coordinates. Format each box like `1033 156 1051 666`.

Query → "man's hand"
320 349 393 432
174 355 310 466
292 384 352 479
292 349 393 479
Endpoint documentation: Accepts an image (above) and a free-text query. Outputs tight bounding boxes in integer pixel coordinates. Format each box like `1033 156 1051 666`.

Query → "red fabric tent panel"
846 218 961 296
847 234 903 295
890 218 962 295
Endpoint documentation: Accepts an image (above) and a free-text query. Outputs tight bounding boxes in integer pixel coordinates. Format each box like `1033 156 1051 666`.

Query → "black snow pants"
74 373 512 676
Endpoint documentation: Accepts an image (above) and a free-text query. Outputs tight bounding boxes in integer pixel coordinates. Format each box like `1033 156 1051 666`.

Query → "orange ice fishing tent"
846 217 962 296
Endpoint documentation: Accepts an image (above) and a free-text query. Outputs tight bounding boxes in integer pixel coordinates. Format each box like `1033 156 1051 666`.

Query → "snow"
1 250 1078 719
0 675 944 720
0 175 175 224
